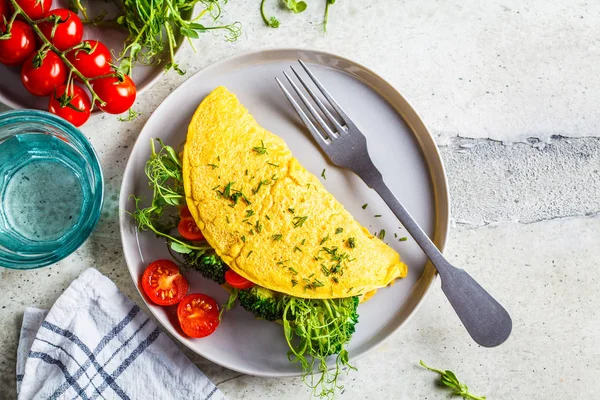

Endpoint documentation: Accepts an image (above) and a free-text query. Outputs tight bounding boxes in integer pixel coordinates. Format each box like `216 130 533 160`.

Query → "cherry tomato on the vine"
38 9 83 51
0 20 36 66
21 50 67 96
0 0 9 31
48 84 91 127
92 74 137 114
66 40 112 80
12 0 52 20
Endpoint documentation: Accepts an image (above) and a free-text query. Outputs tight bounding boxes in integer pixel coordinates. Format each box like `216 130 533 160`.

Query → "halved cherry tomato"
179 206 192 219
0 20 36 66
66 40 112 80
178 217 204 241
141 260 189 306
38 9 83 51
177 293 220 338
92 74 136 114
48 84 91 127
225 270 255 290
12 0 52 20
21 50 67 96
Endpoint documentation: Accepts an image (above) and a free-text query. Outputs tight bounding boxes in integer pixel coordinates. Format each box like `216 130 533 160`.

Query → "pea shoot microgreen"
420 361 486 400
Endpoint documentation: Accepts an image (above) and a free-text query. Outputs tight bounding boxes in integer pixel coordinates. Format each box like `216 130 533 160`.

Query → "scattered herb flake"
378 230 386 240
294 246 303 253
241 235 246 243
267 161 279 167
374 214 382 218
347 237 356 248
321 168 326 179
272 234 283 241
253 140 268 155
253 179 270 195
362 203 368 209
288 208 295 214
245 209 255 217
207 163 219 169
400 237 408 242
320 235 330 245
293 216 308 228
335 227 343 235
289 267 298 275
291 279 298 287
247 250 253 257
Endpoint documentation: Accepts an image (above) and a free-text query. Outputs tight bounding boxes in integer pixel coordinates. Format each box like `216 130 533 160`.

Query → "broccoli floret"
238 286 285 321
183 251 228 284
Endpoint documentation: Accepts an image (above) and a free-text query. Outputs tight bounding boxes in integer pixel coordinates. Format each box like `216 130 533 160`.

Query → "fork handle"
362 171 512 347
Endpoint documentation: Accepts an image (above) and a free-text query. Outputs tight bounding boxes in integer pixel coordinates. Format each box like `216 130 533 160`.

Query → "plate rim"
118 47 450 377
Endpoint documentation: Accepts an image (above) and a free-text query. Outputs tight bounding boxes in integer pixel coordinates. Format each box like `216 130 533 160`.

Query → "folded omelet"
183 87 407 299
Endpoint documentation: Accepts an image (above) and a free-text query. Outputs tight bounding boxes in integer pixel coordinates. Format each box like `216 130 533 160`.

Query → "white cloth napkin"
16 268 226 400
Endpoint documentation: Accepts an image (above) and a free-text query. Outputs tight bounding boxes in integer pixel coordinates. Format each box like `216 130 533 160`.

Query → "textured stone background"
1 0 600 398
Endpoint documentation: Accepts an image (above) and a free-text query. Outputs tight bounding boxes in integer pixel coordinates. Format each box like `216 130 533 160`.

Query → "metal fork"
276 60 512 348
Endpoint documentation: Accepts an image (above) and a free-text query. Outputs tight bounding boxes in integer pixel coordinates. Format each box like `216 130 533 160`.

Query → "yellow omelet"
182 87 407 299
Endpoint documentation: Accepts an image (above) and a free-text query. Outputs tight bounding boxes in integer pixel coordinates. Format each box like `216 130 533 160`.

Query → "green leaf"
170 242 192 254
284 0 307 13
219 288 239 320
283 321 293 340
188 23 207 32
180 27 199 39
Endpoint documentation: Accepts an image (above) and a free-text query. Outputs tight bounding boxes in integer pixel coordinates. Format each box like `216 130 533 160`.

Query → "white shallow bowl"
0 0 185 111
119 48 449 376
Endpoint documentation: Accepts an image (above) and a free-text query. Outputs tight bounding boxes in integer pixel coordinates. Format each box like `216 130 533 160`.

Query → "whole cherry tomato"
21 50 67 96
38 9 83 51
12 0 52 20
92 74 137 114
48 84 91 127
0 0 9 30
0 20 36 66
66 40 112 80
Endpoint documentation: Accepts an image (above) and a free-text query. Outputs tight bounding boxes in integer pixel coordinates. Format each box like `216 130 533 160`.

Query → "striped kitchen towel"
16 268 226 400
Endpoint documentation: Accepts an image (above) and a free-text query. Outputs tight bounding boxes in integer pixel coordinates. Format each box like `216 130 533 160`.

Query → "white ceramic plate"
119 48 449 377
0 0 185 111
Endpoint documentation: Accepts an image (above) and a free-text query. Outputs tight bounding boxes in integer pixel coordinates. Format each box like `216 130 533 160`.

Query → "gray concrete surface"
2 0 600 398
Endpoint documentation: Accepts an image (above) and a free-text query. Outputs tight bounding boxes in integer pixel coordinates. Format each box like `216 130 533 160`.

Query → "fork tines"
276 60 349 144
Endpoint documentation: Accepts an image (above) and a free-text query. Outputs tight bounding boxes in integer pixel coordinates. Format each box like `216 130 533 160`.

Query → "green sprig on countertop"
420 361 486 400
284 0 307 13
